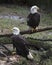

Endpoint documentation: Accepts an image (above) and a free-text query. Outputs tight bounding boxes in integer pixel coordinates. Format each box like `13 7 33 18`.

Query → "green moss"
0 37 12 44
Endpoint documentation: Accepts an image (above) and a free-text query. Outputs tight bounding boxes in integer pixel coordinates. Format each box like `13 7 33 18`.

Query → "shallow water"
0 15 26 22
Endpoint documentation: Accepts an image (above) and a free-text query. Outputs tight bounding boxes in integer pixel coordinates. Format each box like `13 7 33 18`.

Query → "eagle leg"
12 51 16 55
31 27 39 32
35 27 39 31
31 28 35 32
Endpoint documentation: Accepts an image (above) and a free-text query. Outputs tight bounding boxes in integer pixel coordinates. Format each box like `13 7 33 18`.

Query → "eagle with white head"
27 5 40 32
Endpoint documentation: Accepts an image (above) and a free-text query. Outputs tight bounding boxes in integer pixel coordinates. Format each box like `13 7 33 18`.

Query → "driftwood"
0 26 52 37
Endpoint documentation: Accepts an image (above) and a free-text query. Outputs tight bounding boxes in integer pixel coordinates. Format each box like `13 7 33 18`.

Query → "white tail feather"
27 52 34 60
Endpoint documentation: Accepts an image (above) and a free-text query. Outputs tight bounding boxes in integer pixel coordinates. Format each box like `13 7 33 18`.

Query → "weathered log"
0 27 52 37
20 26 52 34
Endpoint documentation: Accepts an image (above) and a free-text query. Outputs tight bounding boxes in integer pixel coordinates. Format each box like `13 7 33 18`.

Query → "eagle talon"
36 27 39 31
31 28 35 32
12 52 16 55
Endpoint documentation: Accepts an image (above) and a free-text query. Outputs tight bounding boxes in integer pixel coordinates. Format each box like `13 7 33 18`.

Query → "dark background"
0 0 52 10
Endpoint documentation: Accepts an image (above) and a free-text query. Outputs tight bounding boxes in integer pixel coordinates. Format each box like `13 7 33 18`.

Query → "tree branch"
0 26 52 37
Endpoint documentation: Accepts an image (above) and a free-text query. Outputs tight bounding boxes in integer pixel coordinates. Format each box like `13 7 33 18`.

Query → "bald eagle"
27 5 40 31
11 27 34 60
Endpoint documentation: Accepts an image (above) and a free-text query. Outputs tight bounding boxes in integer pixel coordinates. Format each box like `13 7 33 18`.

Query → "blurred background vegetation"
0 0 52 11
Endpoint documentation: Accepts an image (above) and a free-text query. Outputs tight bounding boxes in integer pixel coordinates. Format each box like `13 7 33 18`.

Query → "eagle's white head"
30 5 39 14
12 27 20 35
